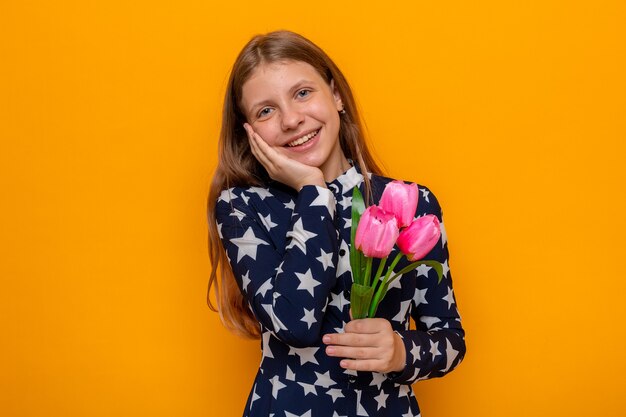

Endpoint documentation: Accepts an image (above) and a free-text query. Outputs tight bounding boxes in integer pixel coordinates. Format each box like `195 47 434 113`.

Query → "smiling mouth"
286 129 320 147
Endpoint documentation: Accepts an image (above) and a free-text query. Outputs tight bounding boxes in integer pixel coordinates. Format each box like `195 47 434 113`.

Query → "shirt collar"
326 160 366 196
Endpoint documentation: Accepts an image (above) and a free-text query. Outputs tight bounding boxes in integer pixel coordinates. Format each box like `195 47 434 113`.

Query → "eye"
297 89 311 98
257 107 273 119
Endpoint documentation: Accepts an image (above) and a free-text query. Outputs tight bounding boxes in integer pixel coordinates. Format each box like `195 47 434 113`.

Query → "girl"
207 31 465 417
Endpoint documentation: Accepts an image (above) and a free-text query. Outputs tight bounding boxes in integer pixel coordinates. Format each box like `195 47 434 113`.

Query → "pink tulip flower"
397 214 441 261
355 206 399 258
379 181 419 228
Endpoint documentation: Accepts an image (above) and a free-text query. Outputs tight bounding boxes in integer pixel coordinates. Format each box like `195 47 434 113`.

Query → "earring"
339 108 346 115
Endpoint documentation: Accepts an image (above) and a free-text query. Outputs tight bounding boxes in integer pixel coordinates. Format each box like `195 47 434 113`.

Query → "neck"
321 154 352 183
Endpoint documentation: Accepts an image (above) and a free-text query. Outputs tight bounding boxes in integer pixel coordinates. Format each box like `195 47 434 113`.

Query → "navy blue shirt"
216 165 465 417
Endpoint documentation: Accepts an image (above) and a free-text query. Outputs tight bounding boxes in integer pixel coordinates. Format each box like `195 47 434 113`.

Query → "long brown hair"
207 31 384 339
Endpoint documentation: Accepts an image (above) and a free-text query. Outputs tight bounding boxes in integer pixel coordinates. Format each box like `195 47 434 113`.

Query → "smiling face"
240 60 349 181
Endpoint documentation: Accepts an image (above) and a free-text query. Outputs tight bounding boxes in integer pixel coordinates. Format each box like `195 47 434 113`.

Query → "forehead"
241 60 326 102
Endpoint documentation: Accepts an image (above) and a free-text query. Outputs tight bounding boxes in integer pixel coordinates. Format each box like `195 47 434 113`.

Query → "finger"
249 128 281 168
344 318 389 334
250 129 280 164
244 125 273 169
323 332 378 347
325 345 379 360
339 359 383 372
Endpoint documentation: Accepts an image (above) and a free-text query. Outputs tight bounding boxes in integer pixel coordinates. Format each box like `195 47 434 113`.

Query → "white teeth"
287 130 318 147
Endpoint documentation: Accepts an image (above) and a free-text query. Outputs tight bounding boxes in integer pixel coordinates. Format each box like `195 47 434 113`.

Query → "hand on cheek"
322 317 406 374
243 123 326 191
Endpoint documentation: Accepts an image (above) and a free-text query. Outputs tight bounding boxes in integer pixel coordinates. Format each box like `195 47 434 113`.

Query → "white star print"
356 391 368 416
297 381 317 396
442 286 455 309
415 372 431 382
370 372 386 390
398 384 410 397
327 388 344 403
284 200 295 210
332 411 347 417
288 346 320 366
230 227 269 263
217 222 223 239
420 316 440 329
314 370 335 388
328 291 347 311
248 186 273 200
429 340 441 360
241 270 251 292
413 287 428 307
410 340 422 362
442 259 450 278
256 278 272 297
336 241 351 277
271 375 286 399
286 218 318 254
336 167 362 190
261 303 287 331
442 338 460 373
416 263 432 278
261 332 274 359
249 383 260 411
300 307 316 329
310 188 333 207
218 189 237 203
286 365 296 381
420 188 430 203
310 189 335 218
229 208 245 221
316 249 334 271
258 213 277 231
388 274 402 290
374 389 389 410
295 269 321 297
276 261 285 276
392 300 412 322
337 194 352 210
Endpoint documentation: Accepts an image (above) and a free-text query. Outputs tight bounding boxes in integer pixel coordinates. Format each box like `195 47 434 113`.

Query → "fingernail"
323 335 331 343
326 346 335 354
340 360 347 368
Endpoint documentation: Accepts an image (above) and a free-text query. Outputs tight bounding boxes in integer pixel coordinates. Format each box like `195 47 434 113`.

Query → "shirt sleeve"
216 185 340 348
385 187 466 384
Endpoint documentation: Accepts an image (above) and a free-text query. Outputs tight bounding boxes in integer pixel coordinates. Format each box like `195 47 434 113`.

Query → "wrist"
391 331 407 373
297 177 326 190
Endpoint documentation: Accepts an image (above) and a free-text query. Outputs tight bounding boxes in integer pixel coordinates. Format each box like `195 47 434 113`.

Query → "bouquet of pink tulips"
349 181 444 319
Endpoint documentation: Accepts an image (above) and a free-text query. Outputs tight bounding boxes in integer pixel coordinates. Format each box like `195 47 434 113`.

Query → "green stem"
363 257 373 288
369 252 403 317
373 256 387 285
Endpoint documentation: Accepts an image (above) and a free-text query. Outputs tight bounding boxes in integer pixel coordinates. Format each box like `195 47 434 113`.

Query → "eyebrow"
247 79 317 116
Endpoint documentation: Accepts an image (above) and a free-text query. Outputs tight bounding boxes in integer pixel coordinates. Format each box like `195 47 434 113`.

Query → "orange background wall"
1 1 625 416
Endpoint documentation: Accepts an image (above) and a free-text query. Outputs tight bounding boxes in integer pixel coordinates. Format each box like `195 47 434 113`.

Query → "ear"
330 79 344 112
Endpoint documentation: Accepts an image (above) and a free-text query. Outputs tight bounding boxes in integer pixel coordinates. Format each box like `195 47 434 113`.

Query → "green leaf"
349 186 365 285
420 260 444 284
387 260 445 286
350 283 374 319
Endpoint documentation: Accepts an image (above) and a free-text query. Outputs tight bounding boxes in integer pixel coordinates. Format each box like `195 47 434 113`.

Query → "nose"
280 104 304 130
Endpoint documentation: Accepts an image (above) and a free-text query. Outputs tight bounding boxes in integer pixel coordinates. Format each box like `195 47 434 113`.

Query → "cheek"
251 122 281 146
